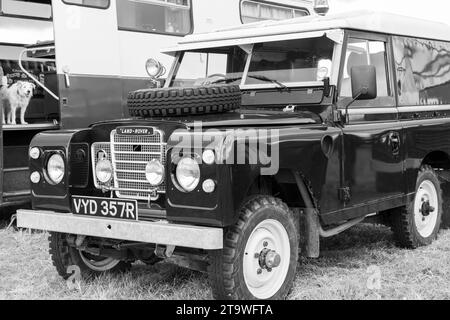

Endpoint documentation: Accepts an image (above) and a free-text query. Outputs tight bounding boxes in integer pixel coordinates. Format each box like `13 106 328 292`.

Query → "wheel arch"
245 169 318 210
421 150 450 170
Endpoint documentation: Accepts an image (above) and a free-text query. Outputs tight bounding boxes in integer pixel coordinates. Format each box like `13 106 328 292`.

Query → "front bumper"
17 210 223 250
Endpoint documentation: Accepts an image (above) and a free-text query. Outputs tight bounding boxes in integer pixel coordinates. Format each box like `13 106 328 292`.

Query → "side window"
117 0 192 36
63 0 110 9
0 0 52 19
340 38 390 100
240 0 309 24
393 36 450 106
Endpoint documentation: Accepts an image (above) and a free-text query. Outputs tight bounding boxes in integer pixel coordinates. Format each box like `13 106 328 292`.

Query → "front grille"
110 128 166 201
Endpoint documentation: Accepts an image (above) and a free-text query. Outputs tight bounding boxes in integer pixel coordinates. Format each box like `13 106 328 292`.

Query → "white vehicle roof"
164 10 450 52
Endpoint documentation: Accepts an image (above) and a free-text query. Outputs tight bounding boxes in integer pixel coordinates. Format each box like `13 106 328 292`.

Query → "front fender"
30 129 91 212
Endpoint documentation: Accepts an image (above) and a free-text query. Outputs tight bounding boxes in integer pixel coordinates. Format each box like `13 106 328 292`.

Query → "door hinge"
338 186 351 203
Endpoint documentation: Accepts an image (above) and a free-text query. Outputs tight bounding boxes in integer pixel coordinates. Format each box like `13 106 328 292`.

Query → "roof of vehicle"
163 10 450 52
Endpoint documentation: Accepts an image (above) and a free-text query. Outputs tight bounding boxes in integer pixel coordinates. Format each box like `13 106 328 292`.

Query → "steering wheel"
202 73 227 85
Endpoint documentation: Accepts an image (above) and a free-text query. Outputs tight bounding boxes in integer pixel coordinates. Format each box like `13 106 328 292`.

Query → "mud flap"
437 170 450 229
301 208 321 259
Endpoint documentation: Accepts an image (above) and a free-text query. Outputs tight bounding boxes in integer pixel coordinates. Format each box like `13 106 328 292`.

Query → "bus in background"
0 0 314 210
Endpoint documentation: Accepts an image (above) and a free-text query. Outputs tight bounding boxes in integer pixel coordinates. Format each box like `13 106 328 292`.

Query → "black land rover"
17 11 450 299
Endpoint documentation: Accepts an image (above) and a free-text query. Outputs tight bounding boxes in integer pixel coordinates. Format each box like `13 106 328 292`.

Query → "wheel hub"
258 248 281 270
420 199 435 218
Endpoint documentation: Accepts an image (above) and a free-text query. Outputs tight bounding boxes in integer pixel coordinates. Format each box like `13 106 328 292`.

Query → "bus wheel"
208 196 299 300
392 166 442 248
48 232 130 280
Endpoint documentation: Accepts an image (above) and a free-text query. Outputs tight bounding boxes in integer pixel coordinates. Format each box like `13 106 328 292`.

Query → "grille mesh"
111 128 166 200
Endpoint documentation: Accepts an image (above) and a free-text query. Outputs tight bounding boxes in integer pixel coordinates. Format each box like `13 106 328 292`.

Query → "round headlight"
145 159 164 186
202 149 215 165
95 159 113 184
30 171 41 184
46 153 65 185
202 179 216 193
176 157 200 192
29 147 40 160
145 58 164 78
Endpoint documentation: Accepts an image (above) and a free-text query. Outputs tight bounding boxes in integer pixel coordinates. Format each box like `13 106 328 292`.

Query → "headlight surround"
176 156 200 192
95 159 113 184
145 159 165 186
46 153 65 185
145 58 165 78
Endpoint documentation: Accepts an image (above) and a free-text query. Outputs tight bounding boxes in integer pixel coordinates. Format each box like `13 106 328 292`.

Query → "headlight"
29 147 40 160
176 157 200 192
145 159 164 186
46 153 65 185
145 58 165 78
95 159 113 184
202 149 215 165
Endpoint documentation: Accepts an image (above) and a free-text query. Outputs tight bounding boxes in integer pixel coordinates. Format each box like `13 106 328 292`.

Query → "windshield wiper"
248 75 289 91
211 75 289 91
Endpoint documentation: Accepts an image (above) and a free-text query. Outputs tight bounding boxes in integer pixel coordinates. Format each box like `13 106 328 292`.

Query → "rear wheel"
49 232 130 279
392 166 442 248
208 196 299 300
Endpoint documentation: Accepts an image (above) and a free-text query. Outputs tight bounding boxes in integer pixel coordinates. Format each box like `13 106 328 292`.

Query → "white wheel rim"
414 180 439 238
79 251 121 272
243 219 291 299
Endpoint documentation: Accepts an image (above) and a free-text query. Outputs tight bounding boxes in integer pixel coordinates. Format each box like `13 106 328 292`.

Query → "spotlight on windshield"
314 0 330 16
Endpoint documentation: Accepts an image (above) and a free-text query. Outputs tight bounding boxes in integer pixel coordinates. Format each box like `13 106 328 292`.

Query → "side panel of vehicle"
392 35 450 194
166 124 344 227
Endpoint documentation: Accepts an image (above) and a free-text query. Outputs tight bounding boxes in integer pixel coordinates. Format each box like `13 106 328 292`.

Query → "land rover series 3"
17 11 450 299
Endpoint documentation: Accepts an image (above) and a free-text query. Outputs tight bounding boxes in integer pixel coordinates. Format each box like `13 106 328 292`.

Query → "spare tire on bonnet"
127 84 241 117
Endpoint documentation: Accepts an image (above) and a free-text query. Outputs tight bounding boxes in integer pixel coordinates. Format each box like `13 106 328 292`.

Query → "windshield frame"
166 31 343 90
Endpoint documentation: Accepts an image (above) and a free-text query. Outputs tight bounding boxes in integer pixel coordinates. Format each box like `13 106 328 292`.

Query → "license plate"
72 196 138 221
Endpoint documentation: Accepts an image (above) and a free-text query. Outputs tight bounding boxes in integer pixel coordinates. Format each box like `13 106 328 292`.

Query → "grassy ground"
1 219 450 300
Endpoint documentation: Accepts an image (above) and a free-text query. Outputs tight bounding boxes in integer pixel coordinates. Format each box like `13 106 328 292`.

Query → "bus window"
63 0 109 9
241 0 309 24
117 0 192 36
0 0 52 19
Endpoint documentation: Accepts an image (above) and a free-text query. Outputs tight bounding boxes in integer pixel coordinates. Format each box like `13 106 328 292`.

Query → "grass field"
1 219 450 300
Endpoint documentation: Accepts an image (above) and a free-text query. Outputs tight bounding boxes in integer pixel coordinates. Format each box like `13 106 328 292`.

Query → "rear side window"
63 0 110 9
393 36 450 106
117 0 192 36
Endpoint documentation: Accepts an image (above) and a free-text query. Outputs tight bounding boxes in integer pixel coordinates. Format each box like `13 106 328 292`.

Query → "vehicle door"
51 0 122 129
337 32 404 218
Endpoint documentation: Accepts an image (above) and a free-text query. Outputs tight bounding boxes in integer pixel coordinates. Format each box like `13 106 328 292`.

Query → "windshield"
246 37 334 85
170 36 335 88
172 46 247 87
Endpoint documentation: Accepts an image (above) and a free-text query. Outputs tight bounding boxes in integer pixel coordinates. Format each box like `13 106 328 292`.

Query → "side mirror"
351 65 377 100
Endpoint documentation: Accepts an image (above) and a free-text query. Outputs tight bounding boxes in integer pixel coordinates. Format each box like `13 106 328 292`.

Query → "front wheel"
208 196 299 300
49 233 130 280
391 166 442 248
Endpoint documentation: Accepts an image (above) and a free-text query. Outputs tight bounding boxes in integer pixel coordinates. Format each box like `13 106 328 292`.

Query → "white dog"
0 81 36 125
